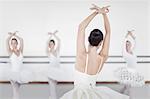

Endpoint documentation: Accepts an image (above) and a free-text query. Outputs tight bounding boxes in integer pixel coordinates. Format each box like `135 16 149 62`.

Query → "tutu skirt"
114 67 145 87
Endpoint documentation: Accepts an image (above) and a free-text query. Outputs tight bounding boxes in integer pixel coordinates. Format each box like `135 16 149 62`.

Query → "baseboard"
0 81 149 84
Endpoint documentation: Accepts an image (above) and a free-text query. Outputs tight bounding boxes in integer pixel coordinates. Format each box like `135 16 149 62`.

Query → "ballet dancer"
60 4 129 99
47 30 61 99
7 31 33 99
114 30 145 95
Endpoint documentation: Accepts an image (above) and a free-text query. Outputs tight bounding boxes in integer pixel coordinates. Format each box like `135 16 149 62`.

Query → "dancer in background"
60 4 129 99
47 30 60 61
114 30 145 95
46 30 61 99
7 31 33 99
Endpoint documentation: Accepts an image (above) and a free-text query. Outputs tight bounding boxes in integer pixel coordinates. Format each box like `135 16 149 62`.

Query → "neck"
49 47 54 50
12 48 17 50
88 45 97 52
126 48 133 54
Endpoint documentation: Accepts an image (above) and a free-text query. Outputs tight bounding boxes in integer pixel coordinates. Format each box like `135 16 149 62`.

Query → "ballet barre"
0 55 150 83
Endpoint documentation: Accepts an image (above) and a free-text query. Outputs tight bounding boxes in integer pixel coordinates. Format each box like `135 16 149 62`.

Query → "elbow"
103 54 109 61
104 54 109 59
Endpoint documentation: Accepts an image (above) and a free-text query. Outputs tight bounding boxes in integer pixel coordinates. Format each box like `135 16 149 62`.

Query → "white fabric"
46 53 62 99
8 53 34 84
48 53 60 68
115 36 145 87
60 70 129 99
123 36 136 69
114 67 145 87
46 53 65 81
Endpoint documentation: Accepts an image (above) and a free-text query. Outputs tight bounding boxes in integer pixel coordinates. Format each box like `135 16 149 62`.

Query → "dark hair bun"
88 29 103 46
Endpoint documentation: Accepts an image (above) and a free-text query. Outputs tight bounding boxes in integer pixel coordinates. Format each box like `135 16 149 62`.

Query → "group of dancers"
4 4 144 99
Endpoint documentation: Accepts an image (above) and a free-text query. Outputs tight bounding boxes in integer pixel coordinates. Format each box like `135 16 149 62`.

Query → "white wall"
148 0 150 81
0 0 149 56
0 0 149 82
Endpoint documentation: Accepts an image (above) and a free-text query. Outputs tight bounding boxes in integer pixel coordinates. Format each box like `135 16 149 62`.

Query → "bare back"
76 7 110 75
75 48 104 75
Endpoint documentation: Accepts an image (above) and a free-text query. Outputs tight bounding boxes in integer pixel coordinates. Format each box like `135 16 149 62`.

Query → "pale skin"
7 31 23 57
75 4 111 75
47 30 60 57
125 30 135 55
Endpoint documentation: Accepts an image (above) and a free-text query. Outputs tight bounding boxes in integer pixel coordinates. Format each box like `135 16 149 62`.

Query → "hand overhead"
48 30 58 35
90 4 110 14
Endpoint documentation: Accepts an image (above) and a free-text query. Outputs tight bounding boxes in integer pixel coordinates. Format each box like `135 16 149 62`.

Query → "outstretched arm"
19 37 24 53
99 10 111 62
126 30 135 40
48 30 60 52
48 32 53 39
77 11 98 55
7 32 14 55
14 34 24 53
90 4 110 62
53 31 60 52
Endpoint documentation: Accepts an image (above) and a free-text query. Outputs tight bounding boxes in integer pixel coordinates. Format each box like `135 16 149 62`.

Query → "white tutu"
114 35 145 87
8 53 34 84
60 70 129 99
114 67 144 87
44 54 65 81
61 86 129 99
46 66 65 81
8 69 34 84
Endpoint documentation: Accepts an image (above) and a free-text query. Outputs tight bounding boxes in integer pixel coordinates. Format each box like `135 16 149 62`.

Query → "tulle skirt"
4 63 35 84
7 69 34 84
60 86 129 99
114 67 145 87
46 66 65 81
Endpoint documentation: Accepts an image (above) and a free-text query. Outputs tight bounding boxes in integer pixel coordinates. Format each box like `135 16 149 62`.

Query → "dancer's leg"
123 85 131 95
48 77 57 99
10 80 21 99
121 85 126 93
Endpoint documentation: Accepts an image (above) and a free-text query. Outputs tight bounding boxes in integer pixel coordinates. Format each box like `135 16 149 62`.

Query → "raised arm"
7 32 13 55
77 11 98 55
48 30 60 52
90 4 110 61
99 9 111 62
53 31 60 52
14 34 24 53
126 30 135 40
19 37 24 53
123 30 136 55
